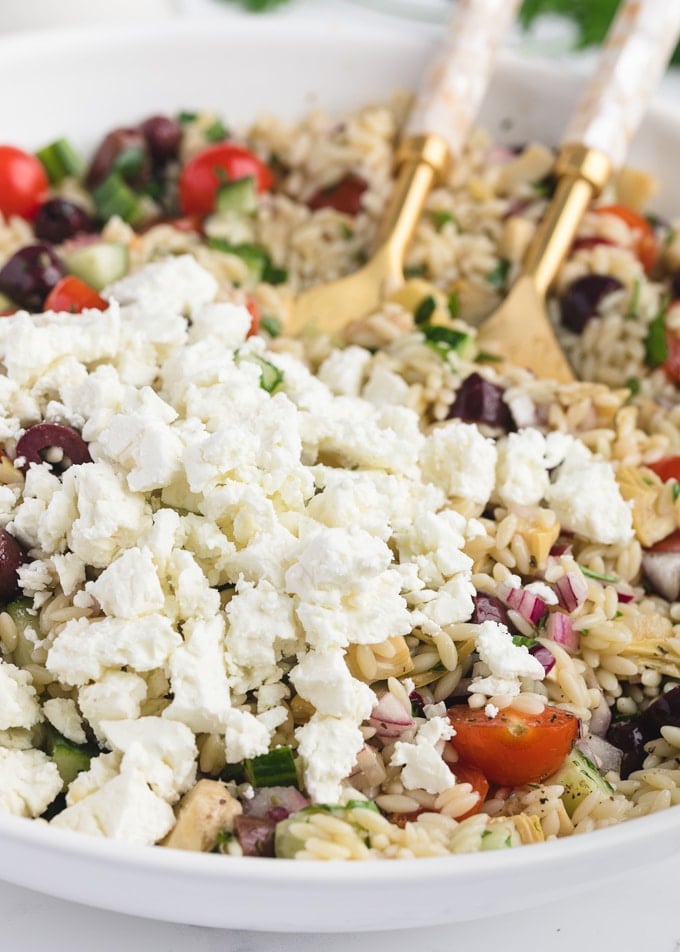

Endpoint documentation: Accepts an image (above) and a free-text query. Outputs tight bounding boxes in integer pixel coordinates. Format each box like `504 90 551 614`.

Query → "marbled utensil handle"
561 0 680 167
404 0 521 157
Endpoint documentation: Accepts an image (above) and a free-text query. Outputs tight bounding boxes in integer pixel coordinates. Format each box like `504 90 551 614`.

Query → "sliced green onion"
244 746 298 788
35 138 85 184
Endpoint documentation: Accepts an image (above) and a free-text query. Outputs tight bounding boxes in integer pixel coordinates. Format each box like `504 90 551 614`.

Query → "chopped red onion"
529 643 555 675
641 550 680 601
553 571 588 612
576 735 622 775
497 583 548 625
234 815 276 857
544 611 579 653
242 786 308 821
505 392 537 429
616 584 635 603
369 692 414 739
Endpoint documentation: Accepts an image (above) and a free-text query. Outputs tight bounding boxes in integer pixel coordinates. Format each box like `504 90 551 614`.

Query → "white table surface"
2 2 680 948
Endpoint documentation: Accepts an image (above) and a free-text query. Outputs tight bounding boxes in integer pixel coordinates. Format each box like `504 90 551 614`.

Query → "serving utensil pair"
289 0 680 384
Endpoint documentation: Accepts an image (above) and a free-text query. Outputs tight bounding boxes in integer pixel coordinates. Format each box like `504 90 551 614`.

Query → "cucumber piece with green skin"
480 819 521 851
4 597 40 668
275 802 379 858
45 725 94 788
549 747 614 817
216 176 257 214
63 242 129 291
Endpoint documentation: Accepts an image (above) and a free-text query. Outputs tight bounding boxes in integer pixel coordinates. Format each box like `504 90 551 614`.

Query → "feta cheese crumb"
390 717 455 794
0 748 62 817
0 660 42 731
42 698 87 745
420 421 497 505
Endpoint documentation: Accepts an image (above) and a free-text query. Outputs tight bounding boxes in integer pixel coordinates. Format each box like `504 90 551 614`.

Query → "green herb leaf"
260 314 283 338
673 481 680 503
447 290 460 319
486 258 511 290
645 302 670 368
421 323 471 357
625 376 641 396
205 118 229 142
512 635 538 648
430 210 458 231
580 565 619 584
414 294 437 325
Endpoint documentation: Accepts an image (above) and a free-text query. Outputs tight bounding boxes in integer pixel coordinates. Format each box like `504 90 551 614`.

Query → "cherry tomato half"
244 294 260 338
0 146 49 221
595 204 658 274
648 528 680 554
44 276 108 314
178 143 274 216
449 762 490 819
647 456 680 484
663 327 680 385
447 704 579 787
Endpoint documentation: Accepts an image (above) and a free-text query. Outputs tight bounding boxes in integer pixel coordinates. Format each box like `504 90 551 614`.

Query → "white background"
1 1 680 948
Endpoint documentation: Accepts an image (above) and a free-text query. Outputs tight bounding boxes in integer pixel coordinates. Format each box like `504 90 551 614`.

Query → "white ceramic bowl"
1 17 680 934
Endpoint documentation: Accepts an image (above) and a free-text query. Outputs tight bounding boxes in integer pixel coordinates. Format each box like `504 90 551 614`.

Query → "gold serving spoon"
287 0 522 337
476 0 680 383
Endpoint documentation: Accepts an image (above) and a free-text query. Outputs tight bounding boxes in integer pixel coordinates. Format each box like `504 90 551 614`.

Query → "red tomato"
0 146 49 221
595 204 658 273
663 328 680 384
44 276 107 314
449 762 490 819
647 456 680 483
178 143 274 216
244 294 260 337
648 528 680 553
307 172 368 216
447 704 579 787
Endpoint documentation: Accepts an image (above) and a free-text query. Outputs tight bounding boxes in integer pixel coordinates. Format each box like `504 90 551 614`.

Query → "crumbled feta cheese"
395 511 472 587
78 671 148 742
51 767 175 845
51 552 86 597
317 346 372 397
47 615 181 686
390 716 455 794
295 715 366 804
495 429 550 507
42 697 86 745
290 648 375 721
224 707 271 762
525 580 559 606
420 421 497 505
86 547 166 619
0 748 62 817
105 254 217 317
168 548 220 621
0 661 42 730
163 615 232 733
546 445 633 545
469 620 545 699
285 527 410 648
361 363 411 407
189 301 251 348
99 717 197 803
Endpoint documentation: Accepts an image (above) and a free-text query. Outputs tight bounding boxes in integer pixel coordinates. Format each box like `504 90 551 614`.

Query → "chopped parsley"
512 635 538 649
644 297 671 368
486 258 511 291
625 376 641 396
414 294 437 325
430 209 458 231
205 118 229 142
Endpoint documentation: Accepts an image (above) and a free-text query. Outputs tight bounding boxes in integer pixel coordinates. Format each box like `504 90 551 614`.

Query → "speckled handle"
562 0 680 168
404 0 521 157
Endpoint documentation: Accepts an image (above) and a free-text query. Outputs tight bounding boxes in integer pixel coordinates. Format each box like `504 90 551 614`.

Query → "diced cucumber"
235 352 284 394
91 171 144 228
217 176 257 214
207 238 269 281
4 598 39 669
45 725 93 788
480 818 521 851
275 802 379 859
549 747 614 818
63 242 129 291
244 746 298 788
35 138 85 184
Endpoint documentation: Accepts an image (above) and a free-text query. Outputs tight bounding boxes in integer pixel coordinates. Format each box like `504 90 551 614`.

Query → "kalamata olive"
0 243 65 312
671 271 680 301
15 423 91 474
0 528 24 603
606 717 648 778
140 115 182 166
307 172 368 215
33 198 94 245
233 815 276 857
447 371 516 432
559 274 623 334
86 128 151 189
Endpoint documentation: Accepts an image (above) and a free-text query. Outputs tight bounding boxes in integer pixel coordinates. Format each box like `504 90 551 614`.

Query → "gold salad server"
476 0 680 383
287 0 521 336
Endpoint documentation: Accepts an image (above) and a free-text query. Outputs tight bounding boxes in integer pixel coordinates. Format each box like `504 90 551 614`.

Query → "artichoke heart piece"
619 608 680 678
616 465 676 548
